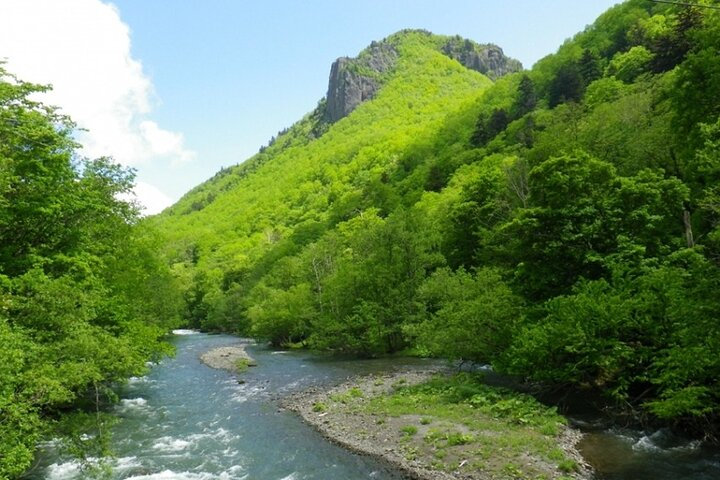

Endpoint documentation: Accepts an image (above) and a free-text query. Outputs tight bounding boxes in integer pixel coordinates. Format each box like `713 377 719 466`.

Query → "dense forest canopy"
154 0 720 438
0 68 183 478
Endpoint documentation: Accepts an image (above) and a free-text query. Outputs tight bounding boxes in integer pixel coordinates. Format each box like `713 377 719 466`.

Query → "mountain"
154 29 513 328
155 0 720 437
322 32 521 123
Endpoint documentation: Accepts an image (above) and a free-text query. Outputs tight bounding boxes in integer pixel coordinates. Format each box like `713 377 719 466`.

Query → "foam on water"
45 455 144 479
173 329 201 335
128 376 155 385
47 456 148 480
46 461 82 480
671 440 702 452
38 437 63 449
152 436 192 452
633 434 663 453
183 427 236 447
119 397 148 411
125 470 246 480
115 456 142 471
631 429 703 454
230 384 267 403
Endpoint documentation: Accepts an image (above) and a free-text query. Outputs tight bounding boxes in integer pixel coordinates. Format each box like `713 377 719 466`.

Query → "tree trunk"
683 209 694 248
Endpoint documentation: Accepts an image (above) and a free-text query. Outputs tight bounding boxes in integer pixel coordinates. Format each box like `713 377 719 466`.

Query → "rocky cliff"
441 36 523 80
324 41 398 123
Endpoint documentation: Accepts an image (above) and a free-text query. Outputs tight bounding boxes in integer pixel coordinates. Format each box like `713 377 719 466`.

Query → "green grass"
364 373 577 478
557 459 579 473
234 358 251 373
312 402 328 413
329 386 364 404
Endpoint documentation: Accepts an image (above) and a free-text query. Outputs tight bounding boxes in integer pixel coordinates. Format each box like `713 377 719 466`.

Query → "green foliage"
412 267 520 363
505 250 720 420
670 8 720 150
155 2 720 436
608 45 654 82
329 386 364 404
312 402 328 412
548 61 585 107
234 358 252 373
0 67 181 476
509 153 687 299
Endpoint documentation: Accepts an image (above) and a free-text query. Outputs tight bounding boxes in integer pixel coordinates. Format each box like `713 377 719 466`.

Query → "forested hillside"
0 69 183 477
155 0 720 437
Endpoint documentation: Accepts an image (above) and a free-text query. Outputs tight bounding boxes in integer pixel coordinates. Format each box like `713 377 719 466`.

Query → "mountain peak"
323 31 522 124
441 35 523 80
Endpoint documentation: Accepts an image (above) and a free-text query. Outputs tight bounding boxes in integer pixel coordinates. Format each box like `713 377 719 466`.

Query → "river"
26 331 720 479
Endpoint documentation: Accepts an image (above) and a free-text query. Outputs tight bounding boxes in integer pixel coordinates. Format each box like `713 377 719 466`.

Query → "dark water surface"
578 425 720 480
27 331 720 479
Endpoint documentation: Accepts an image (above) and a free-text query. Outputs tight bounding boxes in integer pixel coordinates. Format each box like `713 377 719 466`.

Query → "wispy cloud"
0 0 192 211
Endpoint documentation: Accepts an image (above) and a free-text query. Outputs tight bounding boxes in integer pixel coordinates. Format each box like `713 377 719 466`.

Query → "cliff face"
441 36 523 80
324 41 398 123
323 33 522 124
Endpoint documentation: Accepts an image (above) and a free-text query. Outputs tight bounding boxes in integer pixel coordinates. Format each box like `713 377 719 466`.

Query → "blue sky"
0 1 621 213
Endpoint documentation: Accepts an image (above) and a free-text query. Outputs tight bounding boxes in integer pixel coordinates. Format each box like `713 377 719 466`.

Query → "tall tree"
0 67 180 478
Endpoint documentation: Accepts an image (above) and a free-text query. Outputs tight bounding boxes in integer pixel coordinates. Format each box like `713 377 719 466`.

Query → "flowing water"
26 331 720 479
577 424 720 479
27 331 427 480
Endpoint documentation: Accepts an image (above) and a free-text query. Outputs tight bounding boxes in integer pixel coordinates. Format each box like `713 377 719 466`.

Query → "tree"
578 49 602 85
548 62 584 107
504 250 720 428
511 75 537 119
414 267 521 364
670 15 720 150
0 66 181 477
471 108 509 147
509 154 620 299
608 45 654 83
509 153 687 300
650 6 703 72
248 283 314 346
308 209 443 355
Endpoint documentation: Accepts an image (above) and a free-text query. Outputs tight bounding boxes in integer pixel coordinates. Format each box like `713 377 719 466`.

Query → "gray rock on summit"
441 36 523 80
323 33 522 124
324 41 398 124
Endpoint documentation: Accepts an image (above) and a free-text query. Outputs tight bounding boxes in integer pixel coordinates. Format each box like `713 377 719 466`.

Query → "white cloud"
131 181 174 216
0 0 192 211
140 121 195 164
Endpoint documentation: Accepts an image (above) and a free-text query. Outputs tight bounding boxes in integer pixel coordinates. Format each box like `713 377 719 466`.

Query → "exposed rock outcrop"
324 41 398 123
441 36 523 80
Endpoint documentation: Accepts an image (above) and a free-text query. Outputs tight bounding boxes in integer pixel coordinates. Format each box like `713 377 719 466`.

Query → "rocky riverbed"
280 368 592 480
199 344 257 372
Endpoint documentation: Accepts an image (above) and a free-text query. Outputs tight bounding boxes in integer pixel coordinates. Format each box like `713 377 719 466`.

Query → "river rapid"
26 331 720 479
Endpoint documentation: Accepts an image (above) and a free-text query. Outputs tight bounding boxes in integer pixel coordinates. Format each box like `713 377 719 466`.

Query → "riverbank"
199 344 257 372
281 369 592 480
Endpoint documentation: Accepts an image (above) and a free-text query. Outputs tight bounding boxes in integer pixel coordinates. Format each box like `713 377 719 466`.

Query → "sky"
0 0 621 215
